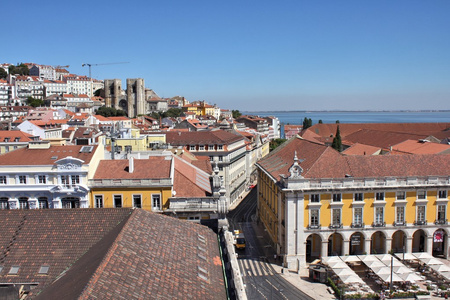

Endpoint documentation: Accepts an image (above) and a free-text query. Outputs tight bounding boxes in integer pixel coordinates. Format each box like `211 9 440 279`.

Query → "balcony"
351 222 365 229
413 220 427 226
434 219 448 225
329 223 343 229
372 222 386 228
393 221 407 227
89 178 172 187
307 224 321 230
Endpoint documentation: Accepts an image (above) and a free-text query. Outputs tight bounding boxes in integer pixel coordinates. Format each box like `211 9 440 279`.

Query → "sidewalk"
251 219 336 300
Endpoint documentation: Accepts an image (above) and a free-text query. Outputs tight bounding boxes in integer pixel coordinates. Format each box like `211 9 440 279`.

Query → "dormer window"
190 145 195 151
199 145 205 151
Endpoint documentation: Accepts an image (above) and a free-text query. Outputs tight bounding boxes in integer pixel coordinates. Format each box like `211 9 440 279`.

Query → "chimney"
129 156 134 173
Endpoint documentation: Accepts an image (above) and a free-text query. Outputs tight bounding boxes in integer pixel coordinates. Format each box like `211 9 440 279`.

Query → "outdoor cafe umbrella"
430 264 450 272
335 268 354 276
342 255 360 262
412 252 433 259
371 266 392 275
393 266 413 274
329 261 349 269
378 273 403 283
374 254 392 261
399 272 423 283
341 274 364 284
422 258 444 265
395 252 417 260
323 256 342 264
359 255 378 262
365 259 385 268
382 258 404 267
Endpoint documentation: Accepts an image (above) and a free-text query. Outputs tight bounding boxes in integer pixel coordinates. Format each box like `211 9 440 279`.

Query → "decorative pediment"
288 151 304 179
54 156 84 171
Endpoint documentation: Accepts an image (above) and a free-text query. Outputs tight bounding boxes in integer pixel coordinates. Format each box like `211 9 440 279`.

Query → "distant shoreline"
243 110 450 113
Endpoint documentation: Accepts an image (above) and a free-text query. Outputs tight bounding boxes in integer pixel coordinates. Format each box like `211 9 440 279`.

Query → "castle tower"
126 78 145 117
104 79 122 109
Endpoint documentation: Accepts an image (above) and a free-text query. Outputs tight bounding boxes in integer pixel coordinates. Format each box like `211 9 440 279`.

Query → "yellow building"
182 101 215 116
256 137 450 270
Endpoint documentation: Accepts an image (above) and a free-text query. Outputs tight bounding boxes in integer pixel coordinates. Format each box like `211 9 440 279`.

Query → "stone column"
385 238 392 254
343 240 350 256
321 241 329 259
426 236 433 255
405 237 413 254
365 239 372 255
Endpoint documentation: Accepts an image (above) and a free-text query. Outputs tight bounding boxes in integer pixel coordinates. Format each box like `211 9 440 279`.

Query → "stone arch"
432 228 448 258
306 233 322 263
412 229 427 252
328 232 344 256
371 231 386 254
349 232 365 255
391 230 407 253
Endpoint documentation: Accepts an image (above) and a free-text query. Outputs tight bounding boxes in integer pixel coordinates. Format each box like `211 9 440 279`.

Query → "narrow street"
227 187 313 300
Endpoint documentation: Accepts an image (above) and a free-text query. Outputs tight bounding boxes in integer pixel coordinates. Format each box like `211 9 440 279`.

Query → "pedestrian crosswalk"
239 258 275 277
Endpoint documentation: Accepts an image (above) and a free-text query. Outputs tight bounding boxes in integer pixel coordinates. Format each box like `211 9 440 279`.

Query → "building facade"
256 137 450 270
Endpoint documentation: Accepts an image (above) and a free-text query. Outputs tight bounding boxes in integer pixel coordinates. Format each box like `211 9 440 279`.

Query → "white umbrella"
383 258 404 267
393 266 413 274
329 261 349 269
335 268 354 276
371 266 392 275
361 255 378 262
374 254 392 261
323 256 342 264
439 271 450 279
366 260 385 268
430 264 450 272
413 252 433 259
342 255 360 262
378 273 403 282
394 253 417 260
341 274 364 284
399 272 423 283
422 258 444 265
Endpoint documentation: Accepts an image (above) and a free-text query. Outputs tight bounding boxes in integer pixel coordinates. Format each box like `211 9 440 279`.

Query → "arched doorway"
412 229 427 252
61 197 80 209
306 234 322 262
432 229 448 258
349 232 365 255
328 233 343 256
391 230 406 253
370 231 386 254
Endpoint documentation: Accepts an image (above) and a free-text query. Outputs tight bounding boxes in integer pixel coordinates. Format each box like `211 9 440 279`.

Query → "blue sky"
3 1 450 111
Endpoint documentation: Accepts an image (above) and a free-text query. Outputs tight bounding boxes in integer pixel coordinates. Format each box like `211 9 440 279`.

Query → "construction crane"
53 65 70 70
81 62 129 79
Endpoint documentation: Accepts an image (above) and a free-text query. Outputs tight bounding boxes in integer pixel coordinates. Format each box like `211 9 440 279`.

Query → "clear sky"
3 1 450 111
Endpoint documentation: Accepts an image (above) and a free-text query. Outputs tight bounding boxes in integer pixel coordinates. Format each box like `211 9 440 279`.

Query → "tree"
164 108 182 118
96 106 127 117
318 119 323 124
336 120 340 124
27 96 44 108
269 138 287 151
232 110 242 119
0 68 7 79
302 117 312 129
9 63 29 76
331 125 342 152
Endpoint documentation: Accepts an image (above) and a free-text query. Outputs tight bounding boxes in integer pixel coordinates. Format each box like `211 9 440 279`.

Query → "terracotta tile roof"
0 130 35 142
342 143 381 155
391 139 450 154
93 115 111 122
29 119 68 127
0 209 133 296
342 129 428 149
0 145 98 165
108 117 130 121
257 136 450 180
165 129 244 145
93 157 171 179
174 155 212 196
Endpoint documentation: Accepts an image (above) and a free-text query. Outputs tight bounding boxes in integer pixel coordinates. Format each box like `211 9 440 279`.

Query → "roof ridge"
304 145 338 176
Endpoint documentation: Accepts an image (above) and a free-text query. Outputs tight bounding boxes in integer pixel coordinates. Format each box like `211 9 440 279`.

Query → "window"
218 156 223 162
152 194 161 211
375 207 384 224
437 205 446 222
397 191 406 201
209 145 214 150
396 206 405 223
0 176 6 184
62 197 80 208
9 266 20 275
190 145 195 151
218 145 223 150
18 175 27 184
61 175 69 185
438 190 448 199
133 195 142 208
354 193 363 201
95 195 103 208
114 195 122 208
417 190 427 200
38 197 48 209
0 197 8 209
18 197 28 209
38 175 46 184
199 145 204 151
71 175 80 185
209 156 214 162
310 209 319 227
310 194 320 203
332 209 341 226
38 266 49 275
354 207 362 225
375 192 384 201
332 193 341 202
417 206 426 222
